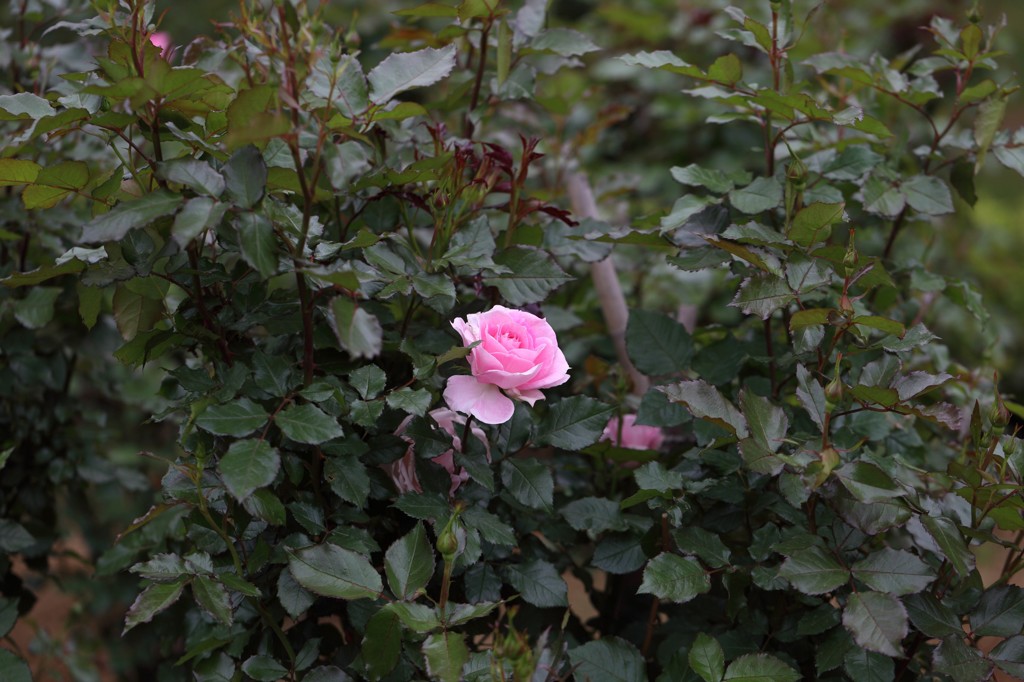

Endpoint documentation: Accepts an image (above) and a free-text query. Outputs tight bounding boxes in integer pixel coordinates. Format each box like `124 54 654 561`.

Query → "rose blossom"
387 408 489 496
601 414 664 451
443 306 569 424
149 32 172 57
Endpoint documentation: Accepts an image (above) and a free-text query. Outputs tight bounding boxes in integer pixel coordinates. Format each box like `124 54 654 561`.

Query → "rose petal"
507 387 545 406
444 375 515 424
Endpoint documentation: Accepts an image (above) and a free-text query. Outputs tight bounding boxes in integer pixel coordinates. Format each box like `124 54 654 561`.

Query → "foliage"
2 0 1024 681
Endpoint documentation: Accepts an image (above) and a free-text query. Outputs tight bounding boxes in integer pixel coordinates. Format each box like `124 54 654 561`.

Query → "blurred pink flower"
387 408 489 496
601 414 664 451
149 32 172 57
444 305 569 424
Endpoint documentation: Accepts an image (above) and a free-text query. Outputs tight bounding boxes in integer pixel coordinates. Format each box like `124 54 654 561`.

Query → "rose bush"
444 306 570 424
388 408 489 496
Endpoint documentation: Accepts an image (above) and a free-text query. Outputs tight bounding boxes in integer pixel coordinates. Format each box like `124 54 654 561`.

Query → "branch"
567 172 650 397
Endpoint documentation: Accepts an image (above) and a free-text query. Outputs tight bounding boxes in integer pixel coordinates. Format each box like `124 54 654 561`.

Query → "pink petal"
444 375 515 424
507 387 545 406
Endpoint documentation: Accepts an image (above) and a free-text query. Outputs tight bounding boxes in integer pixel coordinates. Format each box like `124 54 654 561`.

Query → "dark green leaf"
538 396 615 450
729 177 782 214
835 462 904 502
241 655 289 681
223 145 267 209
0 520 34 553
970 585 1024 637
730 274 793 319
920 515 973 577
288 544 382 600
123 581 186 633
504 560 567 607
385 522 434 600
561 497 624 534
0 650 31 682
852 548 935 596
689 632 725 682
842 591 908 657
485 247 573 305
82 190 183 243
789 202 846 247
422 632 469 682
159 158 225 197
500 458 553 511
362 608 402 679
593 534 647 574
904 592 963 638
902 175 953 215
197 398 269 437
990 635 1024 678
933 635 992 682
275 403 343 444
778 546 849 595
569 637 645 682
659 380 748 437
193 576 233 625
639 553 710 604
723 653 801 682
218 439 280 502
625 308 694 375
237 212 278 279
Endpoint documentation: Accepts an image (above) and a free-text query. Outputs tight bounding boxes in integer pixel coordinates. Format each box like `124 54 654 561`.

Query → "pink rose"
443 306 570 424
601 414 664 451
149 32 172 57
387 409 489 496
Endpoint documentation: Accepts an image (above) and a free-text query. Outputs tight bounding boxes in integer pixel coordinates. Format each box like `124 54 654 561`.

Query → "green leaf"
561 497 624 534
111 283 164 342
387 601 441 632
730 274 793 319
723 654 801 682
635 461 684 493
852 548 935 596
500 458 553 511
842 591 908 657
835 462 904 502
172 197 225 247
639 553 710 604
566 639 644 682
485 247 573 305
903 592 963 638
974 96 1007 172
932 635 992 682
778 546 849 595
349 365 387 400
689 633 725 682
123 580 186 633
241 655 289 681
82 190 183 243
330 298 383 360
325 453 370 508
288 544 382 600
223 145 267 209
626 308 694 375
0 92 56 120
674 527 731 568
593 535 647 575
193 576 233 625
796 365 827 432
529 28 600 56
23 160 90 209
386 387 432 417
823 146 883 180
385 522 434 600
919 515 973 577
708 54 742 85
159 158 225 197
659 380 748 438
841 649 893 682
0 650 32 682
620 51 704 78
275 403 343 444
277 569 314 619
671 164 746 194
219 439 280 502
237 212 278 279
77 282 102 329
362 608 402 679
422 632 469 682
970 585 1024 637
538 395 615 450
0 158 41 186
990 635 1024 678
729 177 782 214
902 175 953 215
368 44 457 104
0 520 35 553
13 286 61 329
197 398 269 437
504 560 567 607
740 390 787 453
789 202 846 246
